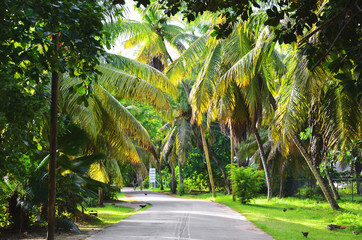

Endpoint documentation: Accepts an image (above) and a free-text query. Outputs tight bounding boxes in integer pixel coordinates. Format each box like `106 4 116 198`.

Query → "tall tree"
1 1 118 238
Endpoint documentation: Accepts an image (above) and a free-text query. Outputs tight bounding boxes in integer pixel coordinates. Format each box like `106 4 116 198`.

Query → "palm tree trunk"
325 169 340 200
254 129 272 201
170 162 176 194
292 134 340 210
178 160 183 185
279 162 286 198
47 70 59 240
191 126 230 194
200 127 216 198
230 134 235 200
210 154 231 194
98 187 103 206
158 159 164 190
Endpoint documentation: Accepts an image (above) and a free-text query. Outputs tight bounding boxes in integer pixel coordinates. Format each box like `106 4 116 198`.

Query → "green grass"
116 192 126 199
169 192 362 240
79 205 135 227
78 202 150 228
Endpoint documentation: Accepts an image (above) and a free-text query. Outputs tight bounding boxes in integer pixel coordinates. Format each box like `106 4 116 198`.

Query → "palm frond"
165 32 211 84
96 65 173 121
94 85 153 150
189 42 223 124
160 126 176 162
104 54 178 98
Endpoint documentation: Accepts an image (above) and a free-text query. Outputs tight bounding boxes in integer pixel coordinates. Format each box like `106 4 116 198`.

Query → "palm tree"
59 54 177 191
106 2 197 70
105 2 199 189
184 14 285 201
271 46 362 209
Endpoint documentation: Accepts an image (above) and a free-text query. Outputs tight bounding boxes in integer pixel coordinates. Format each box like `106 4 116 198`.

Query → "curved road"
87 188 273 240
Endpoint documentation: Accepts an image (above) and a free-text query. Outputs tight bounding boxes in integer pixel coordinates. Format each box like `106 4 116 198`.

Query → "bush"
103 185 119 200
177 183 189 196
296 186 324 200
230 166 264 204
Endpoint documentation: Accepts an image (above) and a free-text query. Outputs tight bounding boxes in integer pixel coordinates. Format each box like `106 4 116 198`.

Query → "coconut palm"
184 13 285 201
105 2 197 71
105 2 200 189
59 54 177 189
272 46 360 209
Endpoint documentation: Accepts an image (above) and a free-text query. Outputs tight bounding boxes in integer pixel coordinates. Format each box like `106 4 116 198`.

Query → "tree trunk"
210 154 231 194
254 129 272 201
170 162 176 194
98 187 103 206
158 159 164 190
47 70 59 240
230 134 235 200
192 126 230 194
356 161 361 195
325 169 340 200
279 162 286 198
292 134 340 210
178 159 183 185
200 127 216 198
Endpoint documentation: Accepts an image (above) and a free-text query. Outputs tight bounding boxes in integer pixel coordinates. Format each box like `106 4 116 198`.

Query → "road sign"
149 168 156 183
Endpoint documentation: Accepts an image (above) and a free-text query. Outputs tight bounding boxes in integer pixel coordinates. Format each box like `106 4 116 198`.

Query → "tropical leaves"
59 51 178 185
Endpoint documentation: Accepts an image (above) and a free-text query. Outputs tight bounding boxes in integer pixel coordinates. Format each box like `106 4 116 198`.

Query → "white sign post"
149 168 156 189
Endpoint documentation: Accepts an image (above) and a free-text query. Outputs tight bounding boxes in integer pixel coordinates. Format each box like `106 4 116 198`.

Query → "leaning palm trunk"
210 154 231 194
191 126 231 194
325 169 340 200
254 129 272 201
200 127 216 198
292 134 340 210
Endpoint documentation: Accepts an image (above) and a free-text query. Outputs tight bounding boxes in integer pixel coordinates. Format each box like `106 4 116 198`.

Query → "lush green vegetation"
0 0 360 238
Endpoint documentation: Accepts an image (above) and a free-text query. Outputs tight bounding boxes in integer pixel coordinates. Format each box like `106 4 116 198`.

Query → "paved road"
87 188 273 240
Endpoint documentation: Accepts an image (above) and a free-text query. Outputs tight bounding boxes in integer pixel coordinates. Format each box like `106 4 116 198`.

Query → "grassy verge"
78 205 135 228
76 193 150 230
167 191 361 240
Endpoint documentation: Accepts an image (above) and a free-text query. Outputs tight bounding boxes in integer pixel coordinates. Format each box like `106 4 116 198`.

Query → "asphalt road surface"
87 187 273 240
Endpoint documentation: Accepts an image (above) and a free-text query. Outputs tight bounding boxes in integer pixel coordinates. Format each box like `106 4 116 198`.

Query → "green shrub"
103 185 119 200
177 183 189 196
296 186 324 200
230 166 264 204
183 174 209 191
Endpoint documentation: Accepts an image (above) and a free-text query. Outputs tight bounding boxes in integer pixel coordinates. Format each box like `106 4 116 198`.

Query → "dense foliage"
230 166 264 204
0 0 361 236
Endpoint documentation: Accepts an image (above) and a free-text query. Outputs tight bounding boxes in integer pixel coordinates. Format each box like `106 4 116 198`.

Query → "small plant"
230 166 264 204
177 183 189 196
